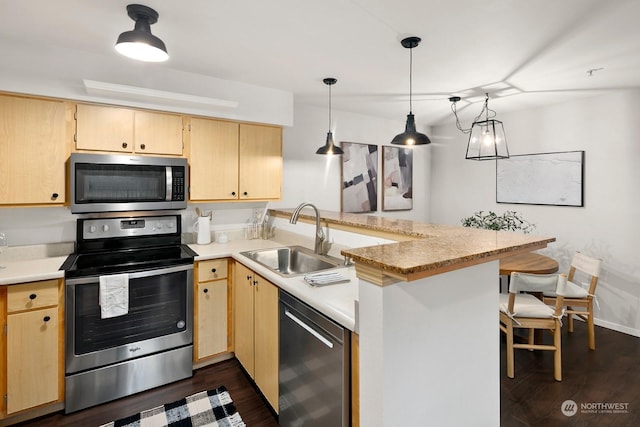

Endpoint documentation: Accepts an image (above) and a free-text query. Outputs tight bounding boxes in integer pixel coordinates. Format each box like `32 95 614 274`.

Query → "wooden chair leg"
553 322 562 381
587 302 596 350
567 308 574 332
506 324 515 378
528 328 535 350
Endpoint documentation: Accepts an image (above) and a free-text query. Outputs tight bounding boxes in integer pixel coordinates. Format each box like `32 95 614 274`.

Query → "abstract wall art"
496 151 585 206
382 146 413 211
341 142 378 213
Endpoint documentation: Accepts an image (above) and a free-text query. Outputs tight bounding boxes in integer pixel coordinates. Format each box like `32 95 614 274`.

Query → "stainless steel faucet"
290 202 326 255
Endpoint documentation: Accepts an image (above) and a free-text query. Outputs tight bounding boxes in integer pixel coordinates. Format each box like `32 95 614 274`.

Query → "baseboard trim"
594 318 640 338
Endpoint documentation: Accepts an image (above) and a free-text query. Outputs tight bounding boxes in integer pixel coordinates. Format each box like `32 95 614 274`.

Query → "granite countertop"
270 208 556 281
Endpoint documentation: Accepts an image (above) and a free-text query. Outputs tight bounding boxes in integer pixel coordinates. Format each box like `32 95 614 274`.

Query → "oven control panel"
81 215 179 240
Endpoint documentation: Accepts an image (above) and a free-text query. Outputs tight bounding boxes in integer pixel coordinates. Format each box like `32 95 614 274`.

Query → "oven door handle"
65 263 193 285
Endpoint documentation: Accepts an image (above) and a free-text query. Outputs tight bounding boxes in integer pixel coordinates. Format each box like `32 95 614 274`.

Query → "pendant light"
391 36 431 146
115 4 169 62
449 93 509 160
316 77 344 155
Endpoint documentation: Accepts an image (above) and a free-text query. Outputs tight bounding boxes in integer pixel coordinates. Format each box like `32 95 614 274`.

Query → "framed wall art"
382 146 413 211
341 141 378 213
496 150 585 206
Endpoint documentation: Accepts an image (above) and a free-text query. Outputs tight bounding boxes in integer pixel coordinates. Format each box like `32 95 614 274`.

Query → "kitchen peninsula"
0 209 554 426
270 208 555 427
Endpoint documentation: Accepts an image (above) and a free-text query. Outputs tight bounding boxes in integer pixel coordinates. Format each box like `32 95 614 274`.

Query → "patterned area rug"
100 386 246 427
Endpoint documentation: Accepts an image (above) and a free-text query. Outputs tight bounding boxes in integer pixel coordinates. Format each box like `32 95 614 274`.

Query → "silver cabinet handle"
284 309 333 349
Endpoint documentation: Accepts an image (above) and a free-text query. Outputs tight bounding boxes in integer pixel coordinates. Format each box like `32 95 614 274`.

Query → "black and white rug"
100 386 246 427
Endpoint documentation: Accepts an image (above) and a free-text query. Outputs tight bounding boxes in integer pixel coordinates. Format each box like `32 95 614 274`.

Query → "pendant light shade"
391 36 431 146
449 93 509 160
316 78 344 155
116 4 169 62
466 118 508 160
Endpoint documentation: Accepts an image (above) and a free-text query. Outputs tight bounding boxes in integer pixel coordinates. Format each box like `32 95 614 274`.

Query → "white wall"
271 101 432 223
0 42 293 127
430 89 640 336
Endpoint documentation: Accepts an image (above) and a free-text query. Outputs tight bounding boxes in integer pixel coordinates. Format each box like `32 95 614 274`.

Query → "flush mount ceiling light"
391 36 431 146
316 77 344 155
115 4 168 62
449 93 509 160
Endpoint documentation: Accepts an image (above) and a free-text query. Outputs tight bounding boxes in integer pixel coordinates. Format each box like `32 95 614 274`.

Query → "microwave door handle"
165 166 172 201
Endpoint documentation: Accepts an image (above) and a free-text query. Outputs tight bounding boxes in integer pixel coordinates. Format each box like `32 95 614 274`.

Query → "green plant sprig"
461 210 535 234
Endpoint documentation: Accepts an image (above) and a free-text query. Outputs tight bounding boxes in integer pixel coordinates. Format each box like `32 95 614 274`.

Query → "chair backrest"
571 252 602 277
509 272 564 295
569 251 602 294
507 273 568 316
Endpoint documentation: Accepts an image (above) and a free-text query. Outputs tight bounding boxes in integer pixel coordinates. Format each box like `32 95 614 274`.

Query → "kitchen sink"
239 245 343 277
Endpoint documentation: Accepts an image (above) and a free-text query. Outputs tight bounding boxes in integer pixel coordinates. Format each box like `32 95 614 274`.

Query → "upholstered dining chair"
542 251 602 350
499 272 567 381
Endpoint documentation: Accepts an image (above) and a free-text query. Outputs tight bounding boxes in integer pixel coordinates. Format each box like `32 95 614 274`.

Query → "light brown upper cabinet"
188 118 282 201
75 103 183 156
0 94 70 205
238 123 282 200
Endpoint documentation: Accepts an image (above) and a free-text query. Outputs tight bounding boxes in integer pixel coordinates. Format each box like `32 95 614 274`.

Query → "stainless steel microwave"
69 153 188 213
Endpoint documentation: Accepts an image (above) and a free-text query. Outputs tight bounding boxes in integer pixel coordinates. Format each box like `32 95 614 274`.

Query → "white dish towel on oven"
99 273 130 319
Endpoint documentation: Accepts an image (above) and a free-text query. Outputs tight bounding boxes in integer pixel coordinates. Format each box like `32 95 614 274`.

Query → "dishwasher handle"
284 308 334 349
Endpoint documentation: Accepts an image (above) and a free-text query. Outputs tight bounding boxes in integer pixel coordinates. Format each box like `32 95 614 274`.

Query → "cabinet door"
75 103 134 153
233 262 255 377
6 307 59 414
0 95 67 205
196 280 228 359
134 110 183 155
238 124 282 200
189 118 239 200
254 275 279 412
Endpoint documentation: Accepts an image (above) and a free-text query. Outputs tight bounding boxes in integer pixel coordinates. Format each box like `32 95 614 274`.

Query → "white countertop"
190 239 358 331
0 239 358 331
0 255 67 285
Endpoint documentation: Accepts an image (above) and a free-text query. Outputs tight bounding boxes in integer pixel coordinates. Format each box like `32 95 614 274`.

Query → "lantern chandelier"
449 93 509 160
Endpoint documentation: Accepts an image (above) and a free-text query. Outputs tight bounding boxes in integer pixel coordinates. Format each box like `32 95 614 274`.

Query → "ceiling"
2 0 639 126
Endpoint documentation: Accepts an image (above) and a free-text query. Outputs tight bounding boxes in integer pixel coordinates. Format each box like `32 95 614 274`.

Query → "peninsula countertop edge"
270 208 556 281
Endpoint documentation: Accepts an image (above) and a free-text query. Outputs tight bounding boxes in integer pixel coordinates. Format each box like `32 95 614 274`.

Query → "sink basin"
239 245 343 277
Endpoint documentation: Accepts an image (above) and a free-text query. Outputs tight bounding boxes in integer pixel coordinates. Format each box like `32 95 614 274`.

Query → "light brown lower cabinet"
1 279 64 418
233 262 279 412
194 259 230 362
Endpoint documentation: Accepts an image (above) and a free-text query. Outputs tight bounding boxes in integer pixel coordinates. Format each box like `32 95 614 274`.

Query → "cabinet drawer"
198 259 228 281
7 279 59 313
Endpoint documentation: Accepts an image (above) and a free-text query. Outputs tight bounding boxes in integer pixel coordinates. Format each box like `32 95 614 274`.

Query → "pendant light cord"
450 93 497 134
409 46 413 114
328 83 332 130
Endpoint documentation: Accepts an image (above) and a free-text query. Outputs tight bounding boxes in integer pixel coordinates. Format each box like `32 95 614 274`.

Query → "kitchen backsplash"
0 203 268 248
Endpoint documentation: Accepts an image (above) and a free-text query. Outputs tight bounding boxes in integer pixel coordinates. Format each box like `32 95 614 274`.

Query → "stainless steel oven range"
60 214 197 413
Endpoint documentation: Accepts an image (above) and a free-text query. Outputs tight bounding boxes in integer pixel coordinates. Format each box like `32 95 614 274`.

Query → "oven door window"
74 270 188 355
75 163 167 203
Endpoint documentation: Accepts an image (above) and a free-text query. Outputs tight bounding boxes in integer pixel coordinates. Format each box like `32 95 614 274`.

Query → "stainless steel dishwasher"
279 291 350 427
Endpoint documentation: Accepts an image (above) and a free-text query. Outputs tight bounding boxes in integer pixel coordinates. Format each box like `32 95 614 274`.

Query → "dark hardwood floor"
501 321 640 426
9 321 640 426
